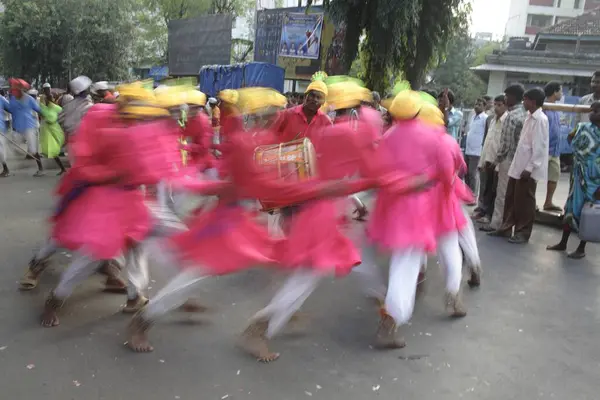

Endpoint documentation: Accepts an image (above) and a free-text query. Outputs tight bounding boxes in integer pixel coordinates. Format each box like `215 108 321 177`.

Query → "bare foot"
178 300 209 313
104 276 128 294
546 243 567 251
239 319 280 362
19 269 41 291
127 314 154 352
41 294 62 327
445 292 467 318
567 249 586 259
467 266 481 288
374 313 406 349
122 295 149 314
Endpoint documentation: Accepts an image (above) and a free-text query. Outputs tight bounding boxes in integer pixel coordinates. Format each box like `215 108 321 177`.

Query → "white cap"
27 89 38 96
69 76 92 95
208 97 218 104
91 81 109 94
42 83 51 89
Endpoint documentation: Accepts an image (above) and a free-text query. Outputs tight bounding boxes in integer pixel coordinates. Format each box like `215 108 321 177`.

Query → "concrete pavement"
0 169 599 400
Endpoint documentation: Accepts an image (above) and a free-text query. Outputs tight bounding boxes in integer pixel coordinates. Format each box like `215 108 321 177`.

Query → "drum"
254 138 317 212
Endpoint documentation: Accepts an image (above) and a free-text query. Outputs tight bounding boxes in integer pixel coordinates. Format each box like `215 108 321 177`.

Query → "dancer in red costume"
34 83 175 327
239 83 435 361
126 89 390 354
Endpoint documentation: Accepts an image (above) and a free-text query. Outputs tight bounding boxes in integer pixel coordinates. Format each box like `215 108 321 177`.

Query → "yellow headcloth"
184 90 207 106
388 90 422 120
238 87 287 115
327 82 372 111
418 102 444 126
116 82 169 119
154 85 189 109
305 80 328 96
219 89 239 105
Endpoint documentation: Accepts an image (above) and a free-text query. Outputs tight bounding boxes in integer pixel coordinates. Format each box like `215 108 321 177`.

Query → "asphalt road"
0 169 598 400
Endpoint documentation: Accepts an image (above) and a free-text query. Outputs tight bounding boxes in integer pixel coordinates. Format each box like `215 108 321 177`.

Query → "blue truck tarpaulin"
199 62 285 97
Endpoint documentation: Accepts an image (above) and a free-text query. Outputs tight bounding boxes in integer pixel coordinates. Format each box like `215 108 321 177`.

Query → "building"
473 7 600 96
505 0 600 39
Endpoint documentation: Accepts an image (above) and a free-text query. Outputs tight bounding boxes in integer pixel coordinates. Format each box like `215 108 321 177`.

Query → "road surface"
0 169 598 400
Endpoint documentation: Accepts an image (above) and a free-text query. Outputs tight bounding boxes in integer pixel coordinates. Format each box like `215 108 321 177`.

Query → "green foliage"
425 30 487 107
472 40 503 67
1 0 134 86
325 0 471 93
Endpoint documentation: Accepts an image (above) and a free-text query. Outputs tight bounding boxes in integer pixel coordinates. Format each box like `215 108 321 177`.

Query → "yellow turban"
116 82 155 104
120 105 169 119
116 82 169 119
238 87 287 115
219 89 239 105
184 90 207 106
418 103 445 126
305 80 328 96
154 85 189 109
327 82 371 111
388 90 422 120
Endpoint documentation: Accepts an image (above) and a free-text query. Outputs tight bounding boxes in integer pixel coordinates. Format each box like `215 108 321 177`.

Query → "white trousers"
353 244 388 301
23 128 38 154
252 269 323 338
125 243 150 300
436 232 462 295
386 249 425 325
54 251 99 299
34 239 59 262
143 268 207 320
0 132 6 164
490 160 511 230
458 208 481 270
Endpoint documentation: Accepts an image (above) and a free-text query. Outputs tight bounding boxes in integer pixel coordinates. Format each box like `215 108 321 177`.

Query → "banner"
279 13 323 60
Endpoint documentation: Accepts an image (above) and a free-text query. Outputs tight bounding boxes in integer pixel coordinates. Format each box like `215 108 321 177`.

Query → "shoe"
508 235 528 244
487 229 511 238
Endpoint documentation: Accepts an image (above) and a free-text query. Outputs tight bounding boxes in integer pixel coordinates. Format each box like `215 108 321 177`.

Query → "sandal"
33 170 45 177
0 171 10 178
543 205 563 212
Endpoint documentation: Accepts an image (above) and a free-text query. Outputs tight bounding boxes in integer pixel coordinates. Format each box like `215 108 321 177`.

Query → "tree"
325 0 471 93
472 40 502 67
1 0 134 86
425 31 486 107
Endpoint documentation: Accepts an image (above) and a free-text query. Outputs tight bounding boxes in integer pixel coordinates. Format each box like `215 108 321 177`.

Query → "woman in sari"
40 93 67 175
547 101 600 259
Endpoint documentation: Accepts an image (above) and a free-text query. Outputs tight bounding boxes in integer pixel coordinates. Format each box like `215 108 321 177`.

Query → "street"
0 169 599 400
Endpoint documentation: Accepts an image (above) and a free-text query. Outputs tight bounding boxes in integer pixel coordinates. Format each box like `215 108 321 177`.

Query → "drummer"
270 77 331 143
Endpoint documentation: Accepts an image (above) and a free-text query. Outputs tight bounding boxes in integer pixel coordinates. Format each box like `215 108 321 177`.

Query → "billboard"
254 6 348 80
168 14 233 76
279 13 323 60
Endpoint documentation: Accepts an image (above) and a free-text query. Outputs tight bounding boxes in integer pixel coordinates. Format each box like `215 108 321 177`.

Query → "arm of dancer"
169 178 232 196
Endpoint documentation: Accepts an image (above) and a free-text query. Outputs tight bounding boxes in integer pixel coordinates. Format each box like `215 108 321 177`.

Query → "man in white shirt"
477 95 507 227
464 98 487 200
494 88 549 244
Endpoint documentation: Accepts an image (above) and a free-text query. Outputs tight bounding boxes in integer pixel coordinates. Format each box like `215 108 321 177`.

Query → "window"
527 14 554 28
529 0 554 5
574 0 580 8
555 17 572 24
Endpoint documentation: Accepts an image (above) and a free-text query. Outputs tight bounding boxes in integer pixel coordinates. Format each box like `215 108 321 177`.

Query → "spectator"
490 88 549 244
478 94 508 227
542 81 563 212
464 98 487 204
483 95 493 115
487 84 527 233
547 101 600 259
438 89 463 141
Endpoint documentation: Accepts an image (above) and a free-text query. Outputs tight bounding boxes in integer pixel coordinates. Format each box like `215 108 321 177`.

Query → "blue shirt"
8 94 41 133
0 97 9 133
465 112 487 156
544 109 561 157
446 107 463 141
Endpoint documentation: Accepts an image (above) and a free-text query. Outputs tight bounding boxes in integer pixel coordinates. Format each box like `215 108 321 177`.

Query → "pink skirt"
52 185 152 260
276 200 360 276
168 203 281 275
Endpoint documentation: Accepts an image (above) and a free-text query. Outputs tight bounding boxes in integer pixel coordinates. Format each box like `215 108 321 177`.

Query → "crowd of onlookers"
453 70 600 258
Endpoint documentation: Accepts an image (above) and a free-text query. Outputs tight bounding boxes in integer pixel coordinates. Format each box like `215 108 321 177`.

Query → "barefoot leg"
100 260 128 293
374 311 405 349
127 312 154 352
122 295 149 314
239 319 280 362
178 299 209 313
41 292 63 327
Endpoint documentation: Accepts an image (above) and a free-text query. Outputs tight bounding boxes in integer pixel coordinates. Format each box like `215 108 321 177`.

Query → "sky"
470 0 511 37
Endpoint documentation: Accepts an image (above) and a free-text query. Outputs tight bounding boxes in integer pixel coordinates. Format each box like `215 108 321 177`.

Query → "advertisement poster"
279 13 323 60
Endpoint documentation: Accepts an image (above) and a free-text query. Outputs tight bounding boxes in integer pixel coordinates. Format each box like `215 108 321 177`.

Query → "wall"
506 0 586 39
487 70 507 95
